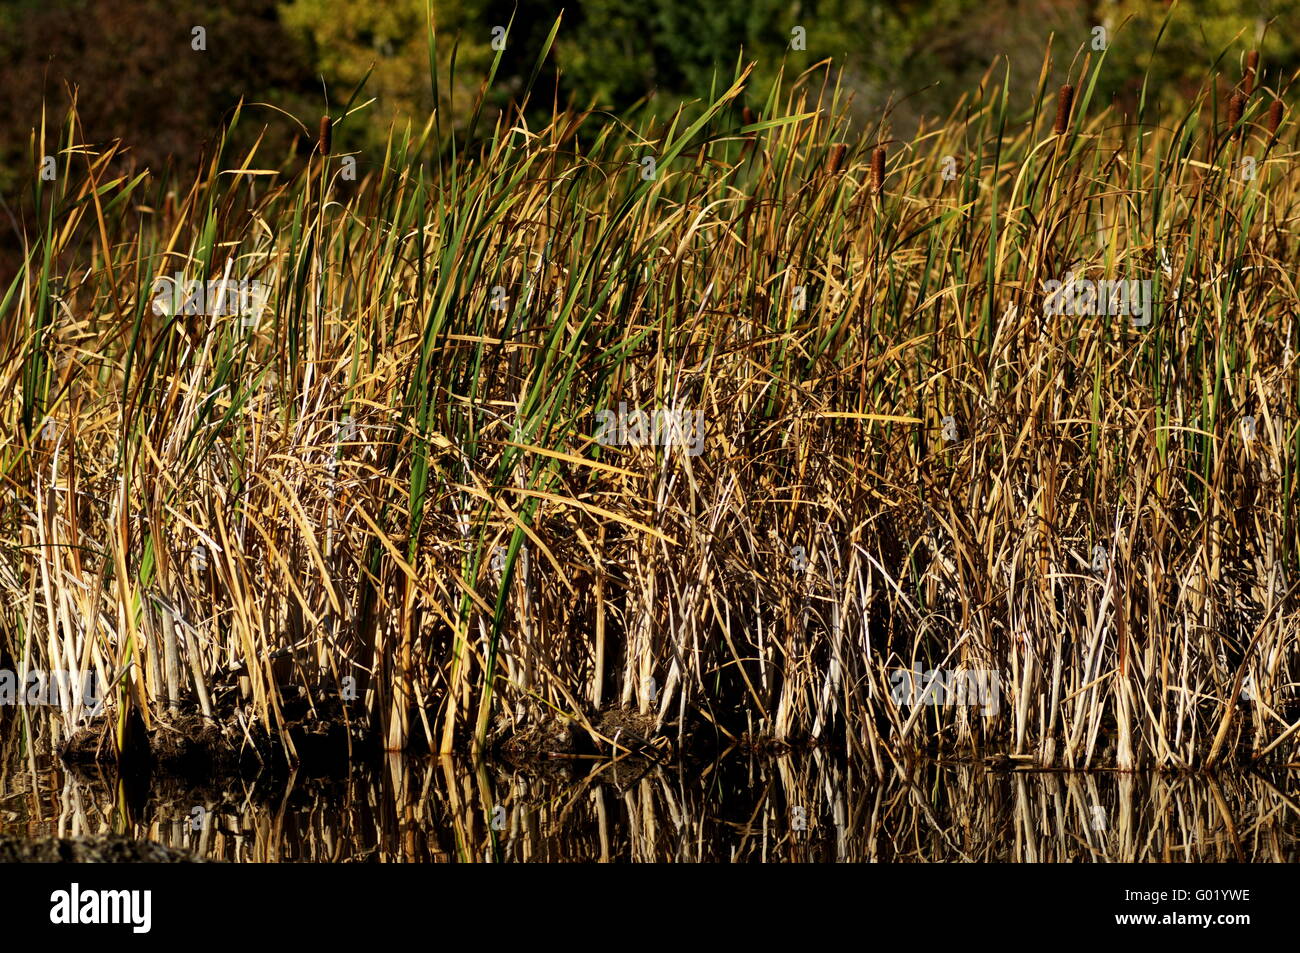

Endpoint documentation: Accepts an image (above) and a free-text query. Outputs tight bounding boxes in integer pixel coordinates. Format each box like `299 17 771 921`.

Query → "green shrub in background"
1 0 1297 206
1103 0 1298 103
279 0 495 151
276 0 1300 143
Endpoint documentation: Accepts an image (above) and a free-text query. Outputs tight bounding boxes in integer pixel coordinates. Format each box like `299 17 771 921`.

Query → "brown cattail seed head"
826 142 847 175
1268 99 1284 138
318 116 332 155
870 146 886 194
1054 84 1074 136
742 106 755 127
1244 50 1259 95
1227 91 1245 137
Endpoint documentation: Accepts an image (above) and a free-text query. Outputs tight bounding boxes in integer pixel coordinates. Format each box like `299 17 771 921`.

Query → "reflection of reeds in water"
5 745 1300 862
3 37 1300 768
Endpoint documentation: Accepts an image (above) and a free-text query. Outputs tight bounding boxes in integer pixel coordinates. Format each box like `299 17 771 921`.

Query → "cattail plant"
1243 50 1259 96
1053 84 1074 136
1268 98 1285 139
318 115 332 155
826 142 847 175
1227 91 1246 138
8 41 1300 777
870 146 885 194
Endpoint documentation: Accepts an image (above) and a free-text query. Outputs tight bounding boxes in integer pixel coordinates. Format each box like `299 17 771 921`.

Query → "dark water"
4 737 1299 861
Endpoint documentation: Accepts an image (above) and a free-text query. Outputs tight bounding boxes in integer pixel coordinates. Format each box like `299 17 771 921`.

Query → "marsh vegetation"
2 29 1300 785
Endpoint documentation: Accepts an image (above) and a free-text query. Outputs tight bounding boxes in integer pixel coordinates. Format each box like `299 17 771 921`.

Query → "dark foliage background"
0 0 1295 256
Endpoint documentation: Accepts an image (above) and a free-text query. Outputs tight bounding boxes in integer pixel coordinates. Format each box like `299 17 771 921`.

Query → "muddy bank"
0 834 206 863
58 698 700 776
499 705 677 762
59 689 366 779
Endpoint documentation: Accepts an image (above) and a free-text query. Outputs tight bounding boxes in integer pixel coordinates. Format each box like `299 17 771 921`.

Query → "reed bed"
3 35 1300 771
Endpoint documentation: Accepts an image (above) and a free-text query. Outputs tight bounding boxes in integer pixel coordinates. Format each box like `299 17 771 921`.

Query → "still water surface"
3 741 1297 861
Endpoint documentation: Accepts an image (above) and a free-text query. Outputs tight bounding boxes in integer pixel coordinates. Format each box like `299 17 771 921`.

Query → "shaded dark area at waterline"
4 742 1300 862
13 677 1281 780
